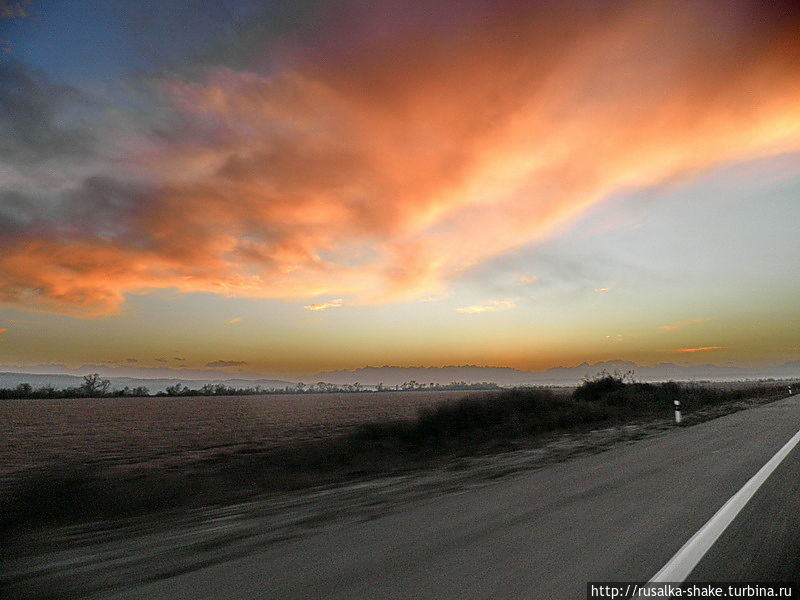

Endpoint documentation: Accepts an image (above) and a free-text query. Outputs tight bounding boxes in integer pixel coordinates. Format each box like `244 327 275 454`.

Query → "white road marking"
648 426 800 584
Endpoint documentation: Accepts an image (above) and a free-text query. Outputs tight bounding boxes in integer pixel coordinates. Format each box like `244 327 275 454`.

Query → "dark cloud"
0 61 94 164
0 176 154 248
0 190 41 236
206 360 247 368
57 176 156 242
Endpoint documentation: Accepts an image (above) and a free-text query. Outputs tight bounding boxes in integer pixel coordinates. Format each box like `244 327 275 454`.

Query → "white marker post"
674 399 682 424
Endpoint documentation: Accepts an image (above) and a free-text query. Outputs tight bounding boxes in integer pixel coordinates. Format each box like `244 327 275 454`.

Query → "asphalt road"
105 396 800 600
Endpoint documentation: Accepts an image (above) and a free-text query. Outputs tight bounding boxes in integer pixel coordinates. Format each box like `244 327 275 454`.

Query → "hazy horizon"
3 358 799 388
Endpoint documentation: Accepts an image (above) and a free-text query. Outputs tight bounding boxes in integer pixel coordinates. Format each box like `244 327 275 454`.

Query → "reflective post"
674 399 682 424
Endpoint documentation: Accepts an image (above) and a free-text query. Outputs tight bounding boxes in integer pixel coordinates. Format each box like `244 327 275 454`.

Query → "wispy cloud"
676 346 726 353
660 318 709 332
303 299 343 312
457 300 516 314
605 334 623 342
515 274 539 285
419 293 448 303
226 317 242 324
206 360 247 368
594 287 611 294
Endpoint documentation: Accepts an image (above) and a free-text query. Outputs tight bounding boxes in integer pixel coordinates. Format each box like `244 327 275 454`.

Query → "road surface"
105 396 800 599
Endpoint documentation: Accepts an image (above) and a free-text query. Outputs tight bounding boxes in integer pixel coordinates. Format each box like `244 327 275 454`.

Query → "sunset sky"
0 0 798 377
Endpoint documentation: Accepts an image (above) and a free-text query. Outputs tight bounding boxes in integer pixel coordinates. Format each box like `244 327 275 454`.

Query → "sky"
0 0 798 378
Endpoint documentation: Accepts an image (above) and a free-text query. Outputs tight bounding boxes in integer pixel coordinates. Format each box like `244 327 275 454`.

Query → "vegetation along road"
104 395 800 599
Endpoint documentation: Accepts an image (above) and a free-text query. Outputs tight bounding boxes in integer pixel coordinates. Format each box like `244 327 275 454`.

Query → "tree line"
0 374 150 399
0 374 501 399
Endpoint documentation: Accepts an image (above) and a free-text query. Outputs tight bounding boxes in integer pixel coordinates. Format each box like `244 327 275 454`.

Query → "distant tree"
39 385 56 398
15 383 33 397
164 383 188 396
81 373 111 397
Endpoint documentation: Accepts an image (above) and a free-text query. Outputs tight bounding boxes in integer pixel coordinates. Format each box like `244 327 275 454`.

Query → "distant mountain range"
1 360 798 393
309 360 800 386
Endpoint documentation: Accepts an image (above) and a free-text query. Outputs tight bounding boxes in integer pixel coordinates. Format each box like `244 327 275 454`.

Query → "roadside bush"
573 371 631 402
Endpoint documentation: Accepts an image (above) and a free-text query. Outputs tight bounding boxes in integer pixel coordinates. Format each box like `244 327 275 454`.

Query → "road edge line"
649 426 800 583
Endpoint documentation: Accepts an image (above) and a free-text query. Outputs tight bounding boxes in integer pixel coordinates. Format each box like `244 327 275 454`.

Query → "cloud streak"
660 318 709 332
1 1 799 316
206 360 247 368
515 274 539 285
303 299 343 312
676 346 726 353
457 300 516 314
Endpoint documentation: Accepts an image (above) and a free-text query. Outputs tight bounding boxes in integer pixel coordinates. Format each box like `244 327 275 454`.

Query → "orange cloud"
457 300 516 314
676 346 726 353
0 328 7 333
226 317 242 324
1 1 798 316
303 299 343 312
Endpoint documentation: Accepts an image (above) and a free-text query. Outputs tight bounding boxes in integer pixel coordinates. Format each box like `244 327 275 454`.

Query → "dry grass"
0 380 792 535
